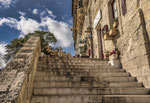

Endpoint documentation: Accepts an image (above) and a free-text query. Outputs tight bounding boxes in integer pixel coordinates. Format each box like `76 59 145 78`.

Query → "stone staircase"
31 56 150 103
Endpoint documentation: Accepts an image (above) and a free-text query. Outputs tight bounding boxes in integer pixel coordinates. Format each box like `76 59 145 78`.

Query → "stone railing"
0 36 41 103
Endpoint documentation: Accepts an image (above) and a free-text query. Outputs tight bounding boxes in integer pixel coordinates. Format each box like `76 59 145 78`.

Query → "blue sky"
0 0 74 69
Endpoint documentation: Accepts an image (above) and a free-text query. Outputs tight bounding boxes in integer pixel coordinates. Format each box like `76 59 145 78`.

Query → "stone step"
101 77 136 82
36 69 125 75
93 73 130 77
47 58 104 61
39 56 104 61
37 67 125 73
39 62 108 66
51 62 107 64
109 82 142 88
36 71 130 77
39 59 108 63
34 81 142 88
103 95 150 103
35 75 95 82
33 88 150 95
31 56 150 103
35 75 136 82
31 95 150 103
38 65 111 69
39 58 105 63
34 81 106 88
40 64 110 67
38 65 120 70
31 95 103 103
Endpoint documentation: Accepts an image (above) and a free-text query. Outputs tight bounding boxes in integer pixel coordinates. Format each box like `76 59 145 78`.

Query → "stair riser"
34 82 105 88
33 88 149 95
39 60 108 63
38 66 120 71
37 68 123 72
39 58 104 62
37 68 125 73
47 59 104 61
35 76 136 82
31 95 103 103
103 97 150 103
34 82 142 88
39 61 106 64
36 71 125 75
38 65 111 69
31 95 150 103
35 76 94 82
35 72 130 77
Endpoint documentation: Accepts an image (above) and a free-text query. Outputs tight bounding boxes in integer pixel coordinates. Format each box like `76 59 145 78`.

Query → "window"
121 0 127 16
112 0 118 19
79 0 83 8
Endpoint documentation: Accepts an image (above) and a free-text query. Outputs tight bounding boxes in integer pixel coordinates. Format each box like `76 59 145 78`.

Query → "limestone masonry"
0 36 41 103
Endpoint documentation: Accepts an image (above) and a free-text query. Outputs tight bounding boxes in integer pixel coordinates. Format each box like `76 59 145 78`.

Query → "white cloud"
0 17 17 28
0 0 17 8
19 11 26 16
32 8 56 19
46 9 56 18
0 42 6 54
0 16 40 36
0 0 11 8
41 17 73 47
32 9 38 15
0 12 73 47
17 16 40 35
0 42 7 69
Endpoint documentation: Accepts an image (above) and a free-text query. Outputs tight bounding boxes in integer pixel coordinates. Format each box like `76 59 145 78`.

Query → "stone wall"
73 0 150 87
90 0 115 58
99 0 115 53
90 0 101 58
88 0 150 87
115 0 150 88
0 36 41 103
117 9 150 88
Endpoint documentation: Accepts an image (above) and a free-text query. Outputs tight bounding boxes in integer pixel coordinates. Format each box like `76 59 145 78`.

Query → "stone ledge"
0 36 41 103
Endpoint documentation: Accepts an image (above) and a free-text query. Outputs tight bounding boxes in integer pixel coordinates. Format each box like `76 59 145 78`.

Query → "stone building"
72 0 150 87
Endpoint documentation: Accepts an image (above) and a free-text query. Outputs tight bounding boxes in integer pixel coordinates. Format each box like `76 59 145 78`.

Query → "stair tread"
31 95 103 103
31 95 150 103
33 81 142 88
36 71 130 76
33 87 149 95
32 95 150 97
34 76 136 83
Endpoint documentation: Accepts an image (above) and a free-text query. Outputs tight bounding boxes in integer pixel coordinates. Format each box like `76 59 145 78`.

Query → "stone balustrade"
0 36 41 103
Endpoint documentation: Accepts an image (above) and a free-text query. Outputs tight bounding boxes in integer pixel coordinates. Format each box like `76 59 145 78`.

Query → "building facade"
72 0 150 87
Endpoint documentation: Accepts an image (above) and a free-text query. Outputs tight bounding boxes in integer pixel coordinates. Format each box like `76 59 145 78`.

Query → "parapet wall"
0 36 41 103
